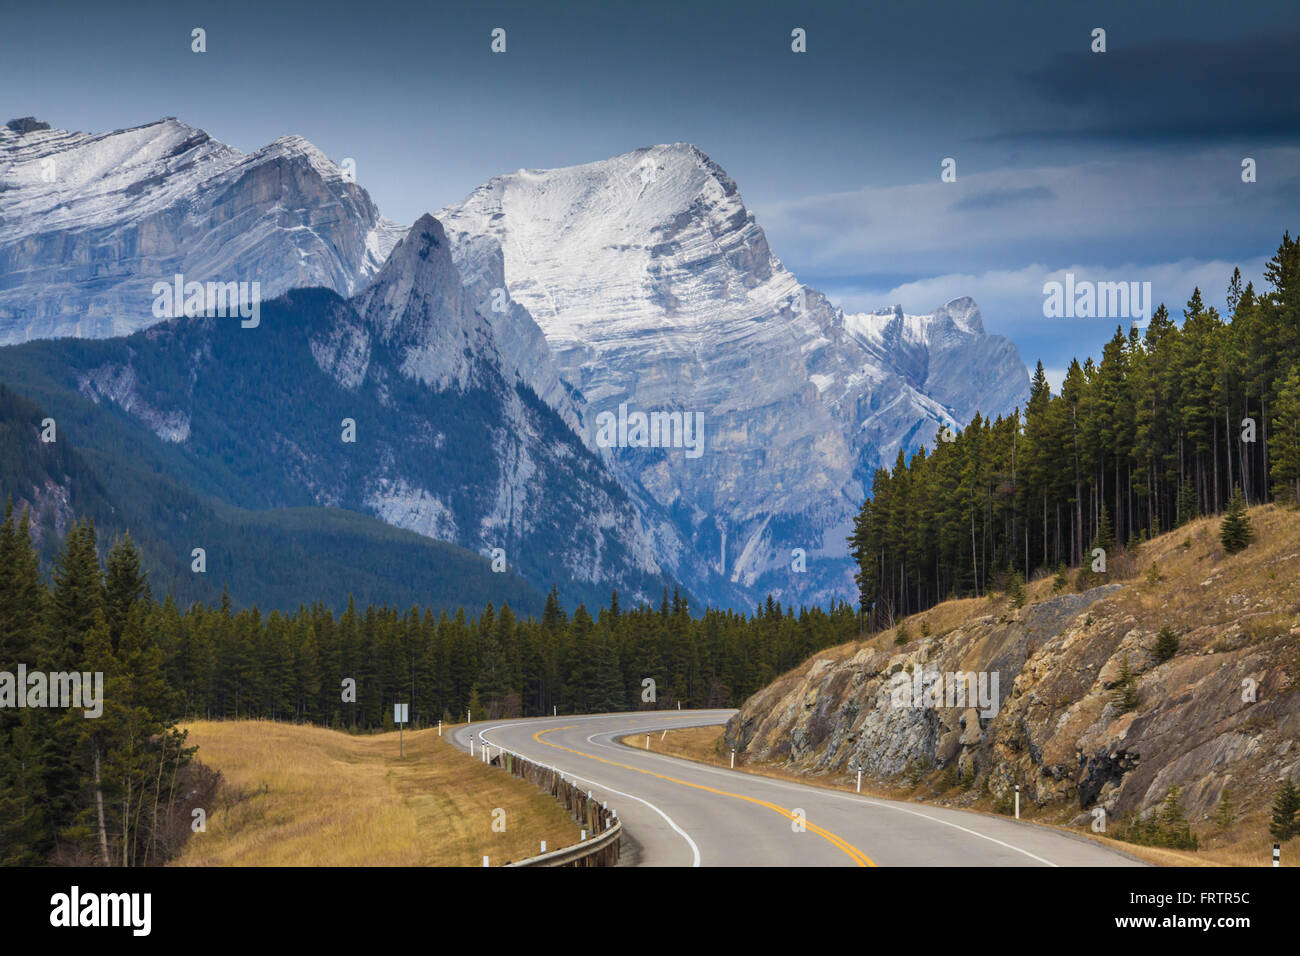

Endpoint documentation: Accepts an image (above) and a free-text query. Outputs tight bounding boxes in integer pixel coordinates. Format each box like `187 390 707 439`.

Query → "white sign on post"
395 702 409 758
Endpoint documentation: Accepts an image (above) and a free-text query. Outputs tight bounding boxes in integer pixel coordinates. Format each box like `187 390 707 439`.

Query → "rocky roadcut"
729 508 1300 837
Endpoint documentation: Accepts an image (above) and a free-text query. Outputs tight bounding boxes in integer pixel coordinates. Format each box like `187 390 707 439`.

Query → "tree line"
0 508 201 866
850 232 1300 627
0 506 860 863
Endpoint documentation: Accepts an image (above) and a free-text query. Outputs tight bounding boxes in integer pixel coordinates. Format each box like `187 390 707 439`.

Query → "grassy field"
174 720 581 866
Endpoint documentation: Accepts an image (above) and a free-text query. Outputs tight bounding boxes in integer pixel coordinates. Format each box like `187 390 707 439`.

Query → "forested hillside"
0 380 545 617
851 232 1300 627
0 285 685 613
0 505 858 864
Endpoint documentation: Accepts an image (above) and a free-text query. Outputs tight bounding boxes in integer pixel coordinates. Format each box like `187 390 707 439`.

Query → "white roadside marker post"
483 856 489 867
1275 843 1281 867
1014 784 1020 820
394 702 408 758
581 829 587 840
857 770 862 793
470 739 474 757
730 749 735 769
541 841 546 853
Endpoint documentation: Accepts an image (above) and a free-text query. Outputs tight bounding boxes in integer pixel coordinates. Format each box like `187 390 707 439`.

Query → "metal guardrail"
481 742 622 867
504 817 622 867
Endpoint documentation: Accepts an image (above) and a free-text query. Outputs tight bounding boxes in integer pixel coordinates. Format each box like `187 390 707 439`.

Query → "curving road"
451 710 1144 867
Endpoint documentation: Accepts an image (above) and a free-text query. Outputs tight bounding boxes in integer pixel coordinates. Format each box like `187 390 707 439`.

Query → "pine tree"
0 710 51 864
0 503 44 665
1152 624 1179 663
1156 786 1199 850
1219 484 1253 554
1271 779 1300 842
1007 568 1027 609
1091 502 1115 557
45 519 103 669
467 686 486 723
1176 477 1198 527
103 532 146 651
1212 789 1236 831
590 637 626 713
1111 656 1140 712
1270 365 1300 503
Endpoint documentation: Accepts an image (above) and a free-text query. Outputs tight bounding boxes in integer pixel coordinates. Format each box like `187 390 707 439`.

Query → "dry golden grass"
173 720 580 866
1075 817 1295 867
1117 505 1300 639
624 726 729 766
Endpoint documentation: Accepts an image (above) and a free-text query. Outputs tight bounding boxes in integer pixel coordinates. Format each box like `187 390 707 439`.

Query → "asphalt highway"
451 710 1144 867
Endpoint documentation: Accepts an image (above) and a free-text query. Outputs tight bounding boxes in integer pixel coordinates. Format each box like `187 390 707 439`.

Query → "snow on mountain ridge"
438 142 1030 607
0 118 1028 609
0 118 401 343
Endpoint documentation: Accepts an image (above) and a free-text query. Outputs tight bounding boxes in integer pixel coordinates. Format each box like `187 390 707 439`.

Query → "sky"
4 0 1299 388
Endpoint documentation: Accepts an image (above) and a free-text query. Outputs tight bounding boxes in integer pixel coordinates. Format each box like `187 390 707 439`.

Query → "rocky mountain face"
438 144 1029 609
726 508 1300 830
0 117 401 343
0 378 547 616
1 116 1030 611
0 215 681 609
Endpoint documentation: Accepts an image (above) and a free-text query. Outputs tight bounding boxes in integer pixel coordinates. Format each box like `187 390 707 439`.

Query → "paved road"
451 710 1144 867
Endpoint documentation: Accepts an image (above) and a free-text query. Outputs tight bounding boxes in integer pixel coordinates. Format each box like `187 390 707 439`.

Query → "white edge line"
469 717 705 868
581 724 1063 868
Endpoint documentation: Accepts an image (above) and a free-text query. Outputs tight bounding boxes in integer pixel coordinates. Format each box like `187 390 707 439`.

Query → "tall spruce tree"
1219 484 1253 554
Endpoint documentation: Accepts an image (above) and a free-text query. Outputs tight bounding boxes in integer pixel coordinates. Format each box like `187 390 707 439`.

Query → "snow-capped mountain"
0 116 1029 610
0 212 684 609
438 144 1029 606
0 117 401 343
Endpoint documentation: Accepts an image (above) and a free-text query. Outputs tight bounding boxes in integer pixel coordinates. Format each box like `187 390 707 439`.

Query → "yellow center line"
533 726 877 867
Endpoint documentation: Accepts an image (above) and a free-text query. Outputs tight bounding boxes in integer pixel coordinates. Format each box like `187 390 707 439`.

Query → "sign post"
395 702 409 757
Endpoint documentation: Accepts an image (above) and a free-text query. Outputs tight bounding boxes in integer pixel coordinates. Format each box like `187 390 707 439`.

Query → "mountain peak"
5 117 52 134
353 214 500 392
934 296 984 335
0 117 393 342
410 211 442 233
379 214 449 271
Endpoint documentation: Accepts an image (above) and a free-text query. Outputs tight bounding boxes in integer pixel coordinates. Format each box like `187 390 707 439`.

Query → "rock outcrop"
728 507 1300 827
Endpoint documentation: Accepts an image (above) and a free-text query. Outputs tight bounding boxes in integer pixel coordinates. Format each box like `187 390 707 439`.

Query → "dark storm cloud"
1002 30 1300 145
2 0 1298 379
